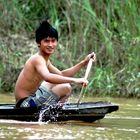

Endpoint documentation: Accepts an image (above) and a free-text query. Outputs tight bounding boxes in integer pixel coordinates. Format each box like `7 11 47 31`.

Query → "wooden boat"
0 101 119 122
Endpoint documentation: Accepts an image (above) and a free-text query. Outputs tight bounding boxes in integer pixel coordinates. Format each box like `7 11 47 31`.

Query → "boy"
15 20 96 108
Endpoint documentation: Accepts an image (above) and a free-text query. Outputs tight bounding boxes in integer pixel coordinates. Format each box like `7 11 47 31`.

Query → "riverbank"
0 1 140 98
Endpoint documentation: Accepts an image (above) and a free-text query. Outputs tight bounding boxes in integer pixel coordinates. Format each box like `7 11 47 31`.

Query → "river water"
0 94 139 140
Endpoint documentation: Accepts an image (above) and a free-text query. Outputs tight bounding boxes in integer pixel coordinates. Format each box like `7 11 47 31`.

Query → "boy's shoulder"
28 53 50 65
30 53 44 60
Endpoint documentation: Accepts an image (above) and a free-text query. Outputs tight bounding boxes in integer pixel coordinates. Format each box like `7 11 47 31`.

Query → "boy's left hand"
83 52 96 65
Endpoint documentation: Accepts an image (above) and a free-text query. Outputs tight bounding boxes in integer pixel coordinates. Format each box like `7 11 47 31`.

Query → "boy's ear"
37 43 41 47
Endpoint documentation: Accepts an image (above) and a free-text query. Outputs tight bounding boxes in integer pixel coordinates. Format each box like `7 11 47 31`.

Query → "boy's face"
39 37 58 55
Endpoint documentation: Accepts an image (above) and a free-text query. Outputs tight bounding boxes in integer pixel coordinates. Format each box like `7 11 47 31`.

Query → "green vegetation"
0 0 140 97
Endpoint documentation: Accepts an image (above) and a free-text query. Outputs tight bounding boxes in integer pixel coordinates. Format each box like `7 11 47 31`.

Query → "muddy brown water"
0 94 139 140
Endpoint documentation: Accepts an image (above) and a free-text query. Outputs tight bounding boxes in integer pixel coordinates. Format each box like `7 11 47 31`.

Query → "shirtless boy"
15 20 96 108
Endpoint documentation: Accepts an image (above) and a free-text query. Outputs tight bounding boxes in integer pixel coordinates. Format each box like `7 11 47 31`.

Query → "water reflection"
0 94 140 140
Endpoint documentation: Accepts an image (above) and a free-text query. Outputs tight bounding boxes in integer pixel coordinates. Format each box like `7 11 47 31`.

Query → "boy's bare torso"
15 54 49 102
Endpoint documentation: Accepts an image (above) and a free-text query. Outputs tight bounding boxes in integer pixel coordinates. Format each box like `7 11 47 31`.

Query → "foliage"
0 0 140 97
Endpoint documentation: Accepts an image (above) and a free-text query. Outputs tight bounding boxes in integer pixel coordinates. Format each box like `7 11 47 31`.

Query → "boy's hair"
35 20 58 44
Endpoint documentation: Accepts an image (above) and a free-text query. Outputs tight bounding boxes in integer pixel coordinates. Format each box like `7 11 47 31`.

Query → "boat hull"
0 101 119 122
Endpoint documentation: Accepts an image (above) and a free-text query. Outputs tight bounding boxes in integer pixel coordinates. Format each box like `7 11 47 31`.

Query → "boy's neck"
38 51 50 60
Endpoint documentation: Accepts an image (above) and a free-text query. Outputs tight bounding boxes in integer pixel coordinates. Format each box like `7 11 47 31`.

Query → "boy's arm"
48 62 62 75
61 52 96 77
47 52 96 77
35 57 88 85
48 60 84 77
61 60 85 77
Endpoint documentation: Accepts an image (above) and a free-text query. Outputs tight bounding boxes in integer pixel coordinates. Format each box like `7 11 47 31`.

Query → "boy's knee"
63 83 72 94
59 84 72 103
51 83 72 98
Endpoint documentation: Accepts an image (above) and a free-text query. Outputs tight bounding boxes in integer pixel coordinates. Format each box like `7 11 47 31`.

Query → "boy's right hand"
74 78 88 87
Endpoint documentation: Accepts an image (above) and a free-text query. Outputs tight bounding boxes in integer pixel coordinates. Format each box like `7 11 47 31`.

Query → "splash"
38 104 63 122
38 107 49 122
